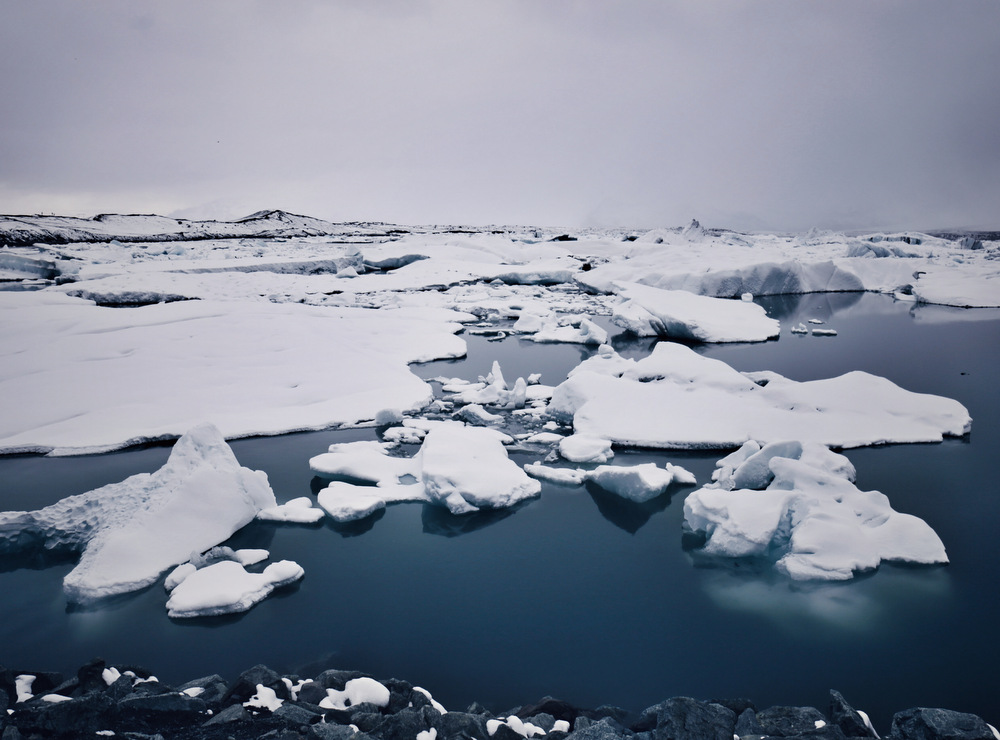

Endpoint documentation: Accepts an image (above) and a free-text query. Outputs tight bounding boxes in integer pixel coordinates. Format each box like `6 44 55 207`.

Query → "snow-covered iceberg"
611 282 781 342
683 440 949 580
311 423 541 518
549 342 971 449
524 461 697 502
0 423 276 603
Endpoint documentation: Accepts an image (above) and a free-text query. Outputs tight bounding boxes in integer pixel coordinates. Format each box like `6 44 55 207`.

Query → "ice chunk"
683 441 948 580
420 424 541 514
529 315 608 345
257 496 325 523
559 435 614 463
165 559 304 618
309 441 417 485
587 462 696 502
611 282 780 342
550 343 971 449
456 404 504 426
317 482 391 522
0 423 276 603
524 462 589 486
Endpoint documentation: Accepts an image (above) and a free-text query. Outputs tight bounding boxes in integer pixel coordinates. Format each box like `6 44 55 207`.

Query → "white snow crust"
549 343 971 449
318 677 391 710
0 423 275 603
683 440 948 580
524 461 696 501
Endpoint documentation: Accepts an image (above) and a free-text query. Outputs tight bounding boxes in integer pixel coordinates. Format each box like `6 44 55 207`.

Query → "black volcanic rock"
634 697 736 740
757 705 829 736
830 690 877 738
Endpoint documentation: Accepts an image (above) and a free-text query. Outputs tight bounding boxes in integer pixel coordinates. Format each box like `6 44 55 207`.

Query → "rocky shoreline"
2 660 996 740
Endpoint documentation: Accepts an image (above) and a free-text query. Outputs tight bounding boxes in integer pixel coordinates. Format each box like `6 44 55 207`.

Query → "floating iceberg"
256 497 325 524
165 559 304 618
311 423 541 518
0 423 276 603
683 440 949 580
549 342 971 449
611 282 781 342
524 461 696 502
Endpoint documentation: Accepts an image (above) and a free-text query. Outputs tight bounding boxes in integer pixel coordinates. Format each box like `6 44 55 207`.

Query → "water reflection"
754 291 863 322
696 563 951 634
585 483 677 534
421 503 520 537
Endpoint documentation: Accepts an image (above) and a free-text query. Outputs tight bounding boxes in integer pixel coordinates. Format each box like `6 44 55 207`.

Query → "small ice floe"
808 318 825 324
549 342 970 449
446 361 529 410
683 440 949 580
165 559 304 618
587 462 697 502
790 323 809 335
559 435 614 463
811 328 838 336
525 461 696 501
456 403 504 426
0 423 276 604
318 677 390 711
610 282 780 342
257 496 325 524
312 422 540 519
528 315 608 346
15 675 35 703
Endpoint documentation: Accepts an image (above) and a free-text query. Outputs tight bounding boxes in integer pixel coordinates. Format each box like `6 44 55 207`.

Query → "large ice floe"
683 440 949 580
310 422 541 519
0 291 466 455
0 424 276 603
549 342 971 449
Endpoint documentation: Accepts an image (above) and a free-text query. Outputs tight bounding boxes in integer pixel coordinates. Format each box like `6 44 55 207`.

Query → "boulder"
221 664 289 705
889 708 996 740
757 705 829 736
634 697 736 740
830 690 877 738
569 716 633 740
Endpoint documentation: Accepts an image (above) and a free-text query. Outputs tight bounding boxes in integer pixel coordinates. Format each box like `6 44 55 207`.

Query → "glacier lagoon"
0 293 998 729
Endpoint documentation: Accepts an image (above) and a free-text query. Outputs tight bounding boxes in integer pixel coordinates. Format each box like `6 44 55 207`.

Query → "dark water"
1 293 998 730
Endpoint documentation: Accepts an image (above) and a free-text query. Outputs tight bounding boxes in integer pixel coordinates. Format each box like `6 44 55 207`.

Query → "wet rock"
202 702 250 725
830 690 877 738
516 696 582 724
633 697 736 740
569 716 633 740
314 668 370 691
176 673 230 706
310 723 375 740
272 699 324 726
735 708 764 737
10 691 115 738
222 664 290 705
437 710 490 739
888 708 996 740
757 705 829 736
117 690 208 732
369 706 435 740
713 698 756 715
75 657 107 694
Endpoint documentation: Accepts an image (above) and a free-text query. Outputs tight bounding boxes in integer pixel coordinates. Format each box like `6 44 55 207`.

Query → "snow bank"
683 440 948 580
165 559 304 618
0 292 465 455
549 342 971 449
611 282 780 342
0 423 276 603
311 423 540 519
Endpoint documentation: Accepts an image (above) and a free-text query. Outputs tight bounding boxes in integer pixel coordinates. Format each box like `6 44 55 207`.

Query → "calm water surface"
1 293 998 729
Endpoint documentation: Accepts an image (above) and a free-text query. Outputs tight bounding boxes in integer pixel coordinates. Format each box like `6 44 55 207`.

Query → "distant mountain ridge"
0 210 399 247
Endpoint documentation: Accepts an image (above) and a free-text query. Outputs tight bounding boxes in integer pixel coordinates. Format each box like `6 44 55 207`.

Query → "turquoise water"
0 293 997 729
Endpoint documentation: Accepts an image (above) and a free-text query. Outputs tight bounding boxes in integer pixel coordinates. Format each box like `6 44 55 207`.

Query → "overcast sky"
2 1 998 231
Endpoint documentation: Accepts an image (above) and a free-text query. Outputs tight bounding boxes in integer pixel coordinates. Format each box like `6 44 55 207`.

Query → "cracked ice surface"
0 423 276 603
683 440 949 580
549 342 971 450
